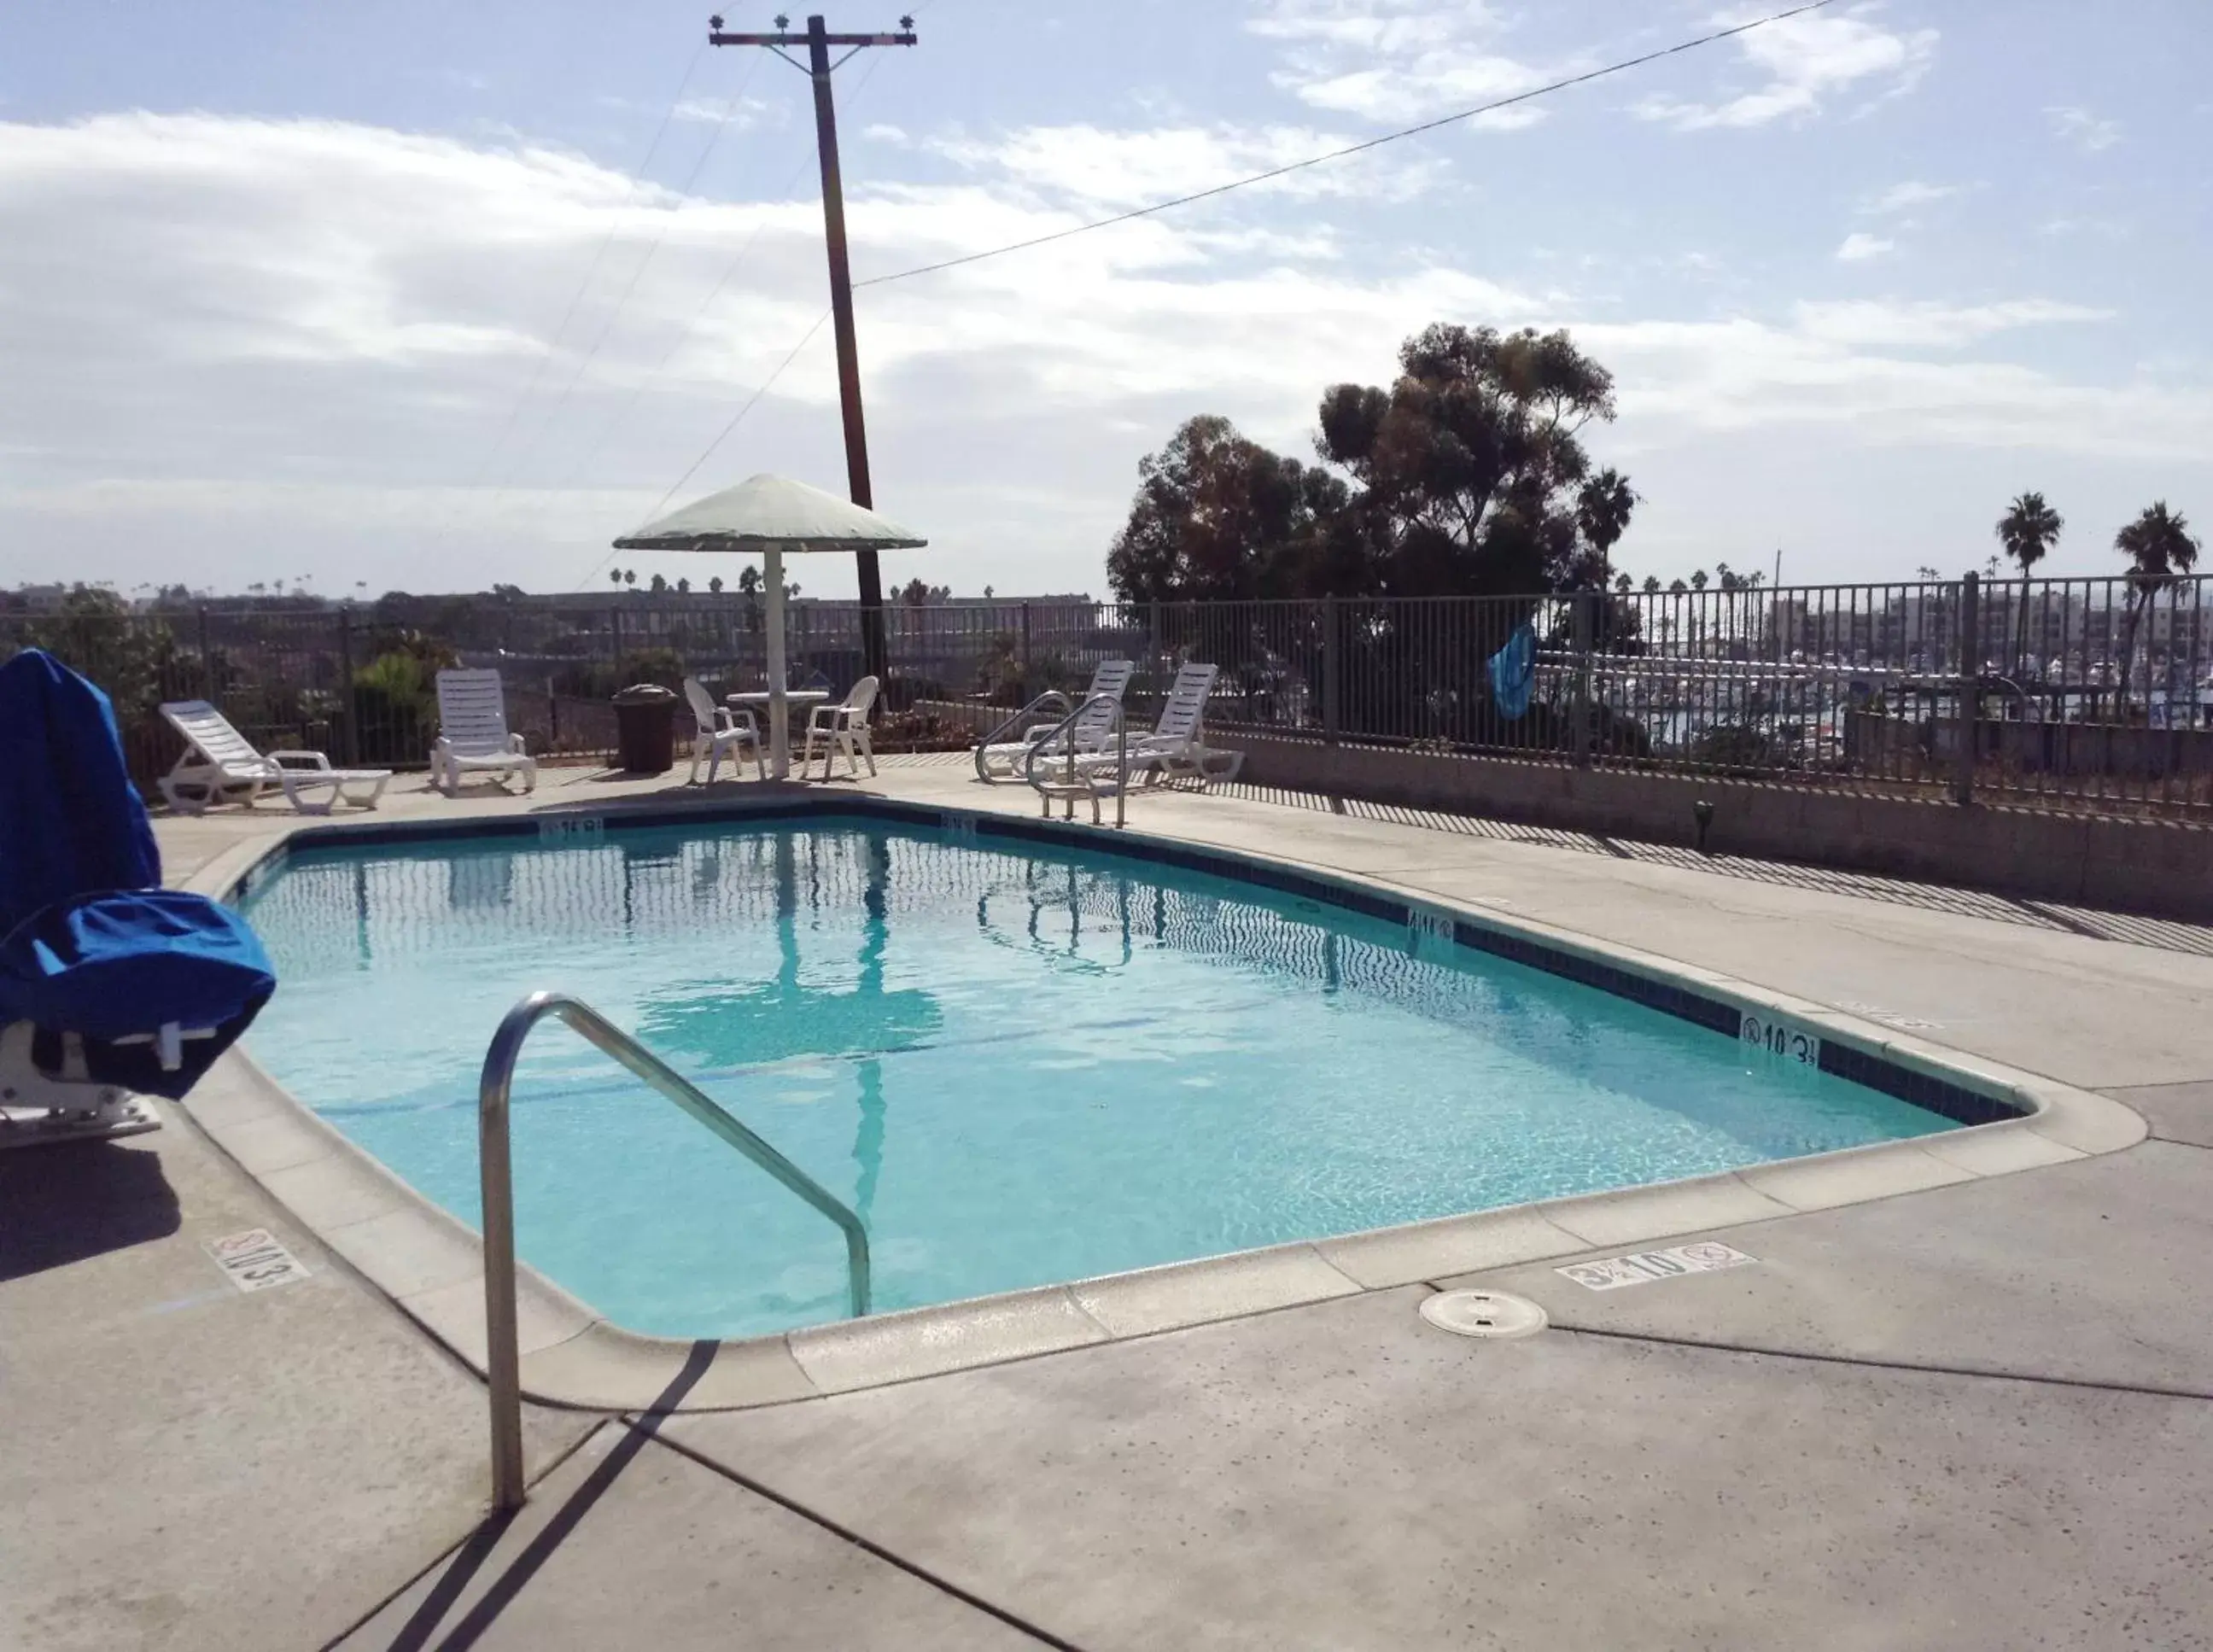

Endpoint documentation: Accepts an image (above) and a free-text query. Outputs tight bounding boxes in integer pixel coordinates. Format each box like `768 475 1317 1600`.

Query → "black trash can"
611 682 678 774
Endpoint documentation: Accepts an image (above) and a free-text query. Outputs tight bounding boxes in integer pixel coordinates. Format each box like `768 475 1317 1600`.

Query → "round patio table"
727 689 832 779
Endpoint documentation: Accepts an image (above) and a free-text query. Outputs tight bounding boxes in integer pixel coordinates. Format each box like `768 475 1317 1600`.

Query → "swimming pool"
240 812 1965 1340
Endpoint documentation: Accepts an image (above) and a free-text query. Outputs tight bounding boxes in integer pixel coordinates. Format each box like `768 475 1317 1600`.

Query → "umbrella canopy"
613 475 927 781
614 474 925 555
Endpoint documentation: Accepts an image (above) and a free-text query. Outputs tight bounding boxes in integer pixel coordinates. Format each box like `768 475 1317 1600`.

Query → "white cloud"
0 109 2199 599
929 121 1436 211
596 91 782 132
1636 7 1936 131
1863 179 1959 214
1835 232 1895 262
1246 0 1557 126
1582 313 2213 459
1790 298 2112 348
863 123 911 145
2047 105 2120 152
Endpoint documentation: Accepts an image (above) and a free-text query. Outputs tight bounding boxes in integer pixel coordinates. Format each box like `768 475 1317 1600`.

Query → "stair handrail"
477 989 870 1510
972 689 1075 783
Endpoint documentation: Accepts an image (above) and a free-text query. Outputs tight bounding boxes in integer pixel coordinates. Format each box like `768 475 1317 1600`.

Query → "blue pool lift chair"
0 651 276 1148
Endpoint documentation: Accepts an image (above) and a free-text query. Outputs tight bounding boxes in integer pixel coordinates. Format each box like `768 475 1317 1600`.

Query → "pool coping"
178 790 2149 1414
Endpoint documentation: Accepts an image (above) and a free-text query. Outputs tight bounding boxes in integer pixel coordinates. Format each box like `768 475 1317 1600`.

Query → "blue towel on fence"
1486 622 1537 721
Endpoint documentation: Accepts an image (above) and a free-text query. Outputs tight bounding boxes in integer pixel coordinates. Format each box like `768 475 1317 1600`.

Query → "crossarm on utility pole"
709 30 915 44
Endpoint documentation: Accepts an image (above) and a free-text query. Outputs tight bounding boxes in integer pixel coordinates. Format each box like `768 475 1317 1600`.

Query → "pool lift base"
0 1021 162 1150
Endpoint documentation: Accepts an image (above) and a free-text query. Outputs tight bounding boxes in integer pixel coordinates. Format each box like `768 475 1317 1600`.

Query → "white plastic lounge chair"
156 701 392 816
683 676 763 784
803 675 879 781
1076 662 1243 785
976 659 1135 780
431 668 536 796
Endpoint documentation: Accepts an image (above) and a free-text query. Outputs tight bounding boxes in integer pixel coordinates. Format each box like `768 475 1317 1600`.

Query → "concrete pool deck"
9 756 2213 1649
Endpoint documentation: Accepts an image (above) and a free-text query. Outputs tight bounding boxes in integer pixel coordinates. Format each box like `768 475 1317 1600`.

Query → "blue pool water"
240 817 1954 1338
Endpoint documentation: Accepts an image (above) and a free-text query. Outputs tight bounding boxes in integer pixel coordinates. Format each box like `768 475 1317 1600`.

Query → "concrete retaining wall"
916 702 2212 921
1212 732 2213 924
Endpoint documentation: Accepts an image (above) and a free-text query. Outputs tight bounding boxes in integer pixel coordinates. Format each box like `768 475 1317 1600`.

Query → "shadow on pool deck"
0 1140 181 1281
357 1343 719 1652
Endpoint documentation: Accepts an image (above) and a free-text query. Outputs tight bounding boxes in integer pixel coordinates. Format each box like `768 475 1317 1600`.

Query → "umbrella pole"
764 545 790 780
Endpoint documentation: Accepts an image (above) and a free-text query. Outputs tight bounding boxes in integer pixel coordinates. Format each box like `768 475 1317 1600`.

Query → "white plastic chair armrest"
507 733 528 754
269 750 335 770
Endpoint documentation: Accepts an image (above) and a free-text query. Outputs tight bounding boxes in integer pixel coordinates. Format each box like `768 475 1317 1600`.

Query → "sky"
3 0 2208 599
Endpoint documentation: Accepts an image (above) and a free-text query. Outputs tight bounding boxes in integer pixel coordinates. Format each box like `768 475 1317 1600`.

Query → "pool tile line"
176 791 2150 1415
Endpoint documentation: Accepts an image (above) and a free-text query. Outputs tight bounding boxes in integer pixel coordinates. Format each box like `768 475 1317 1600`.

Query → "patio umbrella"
614 475 927 779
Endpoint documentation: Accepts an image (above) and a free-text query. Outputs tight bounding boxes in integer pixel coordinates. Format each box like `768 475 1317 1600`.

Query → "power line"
641 304 832 522
438 38 712 526
578 307 834 588
481 50 768 502
854 0 1843 290
564 50 891 489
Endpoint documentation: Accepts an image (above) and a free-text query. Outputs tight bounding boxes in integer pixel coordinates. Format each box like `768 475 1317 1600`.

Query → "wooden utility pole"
709 11 915 683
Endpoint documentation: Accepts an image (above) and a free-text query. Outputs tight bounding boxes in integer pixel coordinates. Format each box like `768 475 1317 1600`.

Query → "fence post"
196 605 213 698
1953 570 1979 804
336 606 359 767
610 605 623 676
1019 601 1032 673
1571 591 1594 768
1322 596 1340 745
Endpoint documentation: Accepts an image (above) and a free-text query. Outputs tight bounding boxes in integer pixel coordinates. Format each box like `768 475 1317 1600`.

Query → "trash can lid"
612 682 678 704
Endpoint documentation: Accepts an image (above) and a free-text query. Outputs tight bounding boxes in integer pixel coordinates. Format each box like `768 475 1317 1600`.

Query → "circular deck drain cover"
1420 1289 1547 1340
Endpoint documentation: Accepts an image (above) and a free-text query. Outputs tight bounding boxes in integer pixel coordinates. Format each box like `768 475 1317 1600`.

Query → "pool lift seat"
0 651 275 1149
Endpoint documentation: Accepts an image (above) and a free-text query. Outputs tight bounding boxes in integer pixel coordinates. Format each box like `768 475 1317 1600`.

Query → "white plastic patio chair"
802 674 879 781
1075 662 1243 785
975 659 1135 780
682 676 763 784
156 701 392 816
431 668 536 796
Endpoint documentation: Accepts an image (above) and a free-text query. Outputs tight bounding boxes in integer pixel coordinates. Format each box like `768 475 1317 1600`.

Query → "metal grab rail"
972 689 1074 783
1021 693 1130 828
478 990 871 1511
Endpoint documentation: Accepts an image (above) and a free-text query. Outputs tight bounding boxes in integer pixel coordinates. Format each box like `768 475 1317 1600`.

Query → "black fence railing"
5 575 2209 817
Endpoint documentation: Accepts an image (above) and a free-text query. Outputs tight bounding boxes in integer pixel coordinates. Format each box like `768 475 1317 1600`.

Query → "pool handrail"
477 989 871 1512
972 689 1074 783
1022 693 1130 828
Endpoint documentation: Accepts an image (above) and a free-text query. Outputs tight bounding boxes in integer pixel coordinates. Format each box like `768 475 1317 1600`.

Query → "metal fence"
5 575 2209 817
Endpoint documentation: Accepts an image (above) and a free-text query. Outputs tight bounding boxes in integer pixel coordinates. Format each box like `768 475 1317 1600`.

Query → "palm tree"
2114 502 2201 717
1995 492 2063 672
1575 468 1638 589
1643 575 1661 595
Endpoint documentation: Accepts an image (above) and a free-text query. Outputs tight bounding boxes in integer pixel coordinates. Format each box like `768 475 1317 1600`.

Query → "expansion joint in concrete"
638 1424 1089 1652
1545 1323 2213 1405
